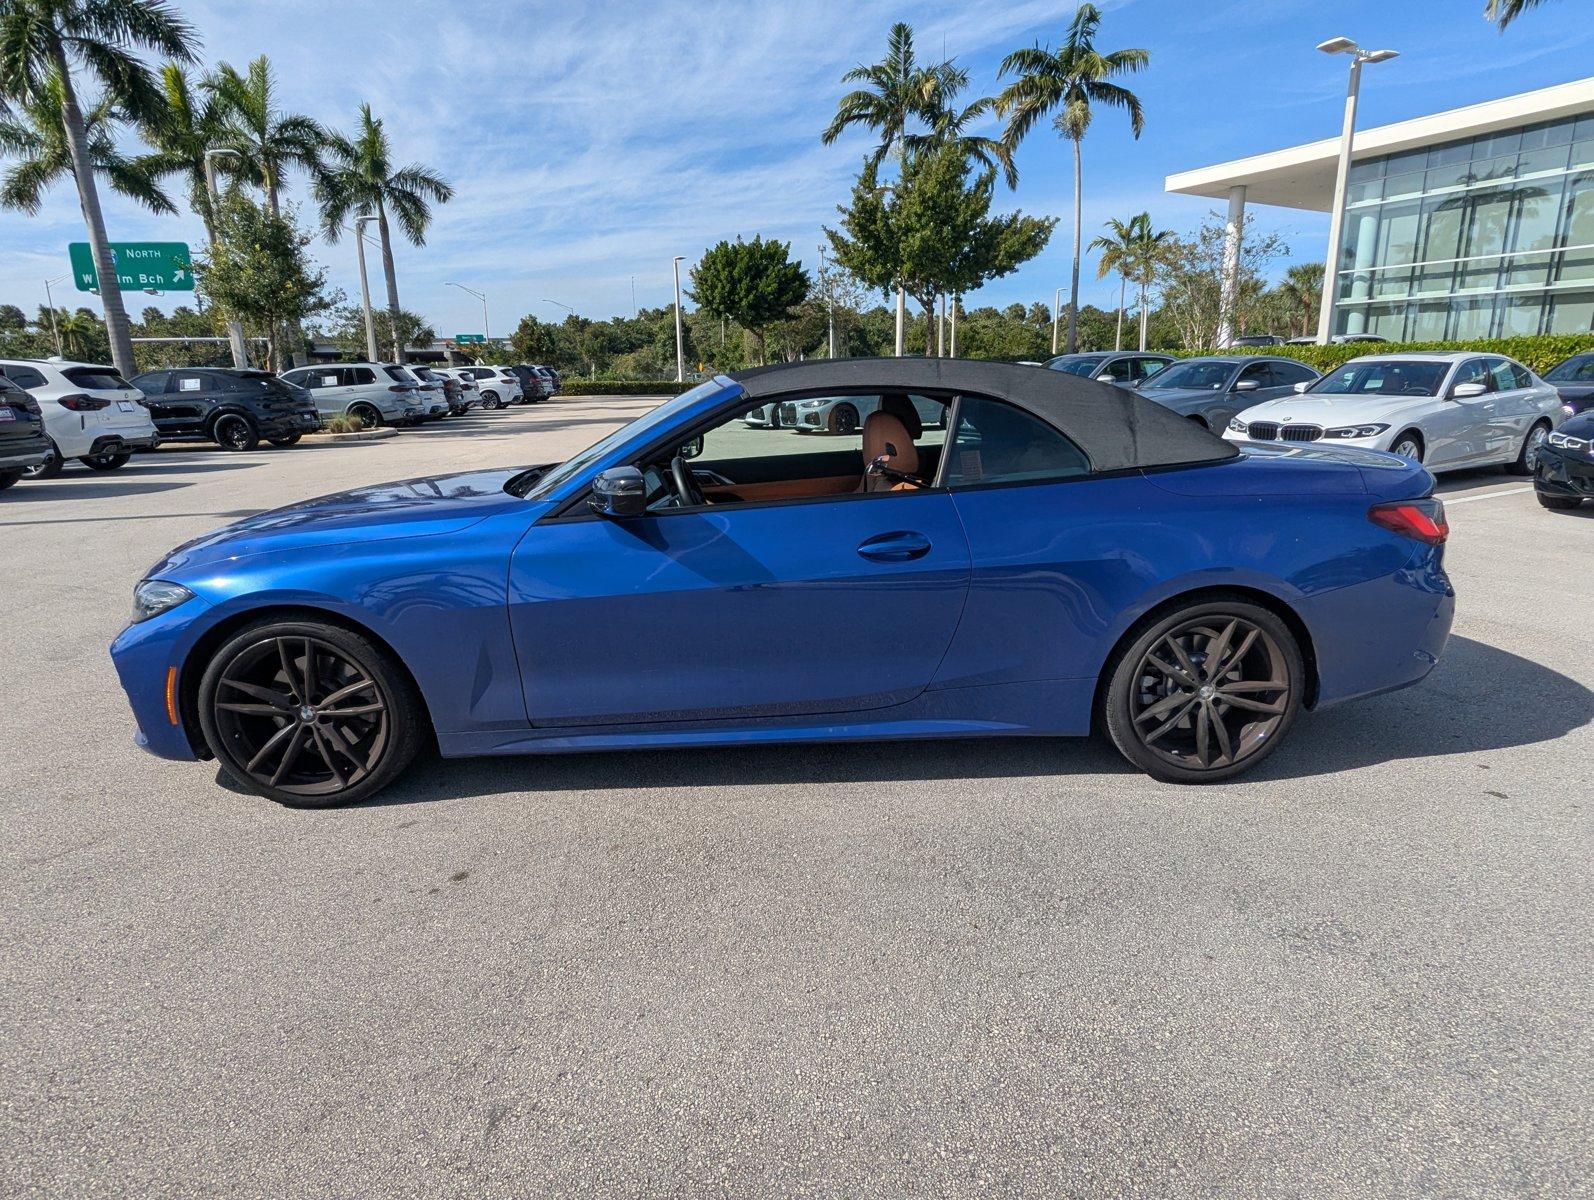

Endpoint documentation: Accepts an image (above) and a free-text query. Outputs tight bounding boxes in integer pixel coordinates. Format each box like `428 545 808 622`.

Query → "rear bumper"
0 437 50 470
1534 446 1594 498
88 432 160 456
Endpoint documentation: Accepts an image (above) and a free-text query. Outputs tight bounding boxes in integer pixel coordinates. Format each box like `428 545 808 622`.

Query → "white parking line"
1444 486 1535 505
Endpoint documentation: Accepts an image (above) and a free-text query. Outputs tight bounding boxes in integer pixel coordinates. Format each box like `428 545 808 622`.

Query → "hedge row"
559 379 699 396
1172 333 1594 374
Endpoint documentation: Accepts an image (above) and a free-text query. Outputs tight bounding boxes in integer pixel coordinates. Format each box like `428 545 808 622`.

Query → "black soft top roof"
732 358 1238 473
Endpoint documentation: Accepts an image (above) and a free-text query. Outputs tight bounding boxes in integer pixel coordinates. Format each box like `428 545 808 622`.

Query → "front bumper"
1534 444 1594 498
109 594 215 762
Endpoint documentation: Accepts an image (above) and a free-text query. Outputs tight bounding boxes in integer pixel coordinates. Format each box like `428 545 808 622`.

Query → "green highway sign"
69 242 194 292
454 333 486 344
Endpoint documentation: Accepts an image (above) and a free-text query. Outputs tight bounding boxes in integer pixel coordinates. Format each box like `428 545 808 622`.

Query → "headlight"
131 579 194 623
1548 430 1592 453
1227 417 1247 433
1324 423 1391 439
799 399 825 408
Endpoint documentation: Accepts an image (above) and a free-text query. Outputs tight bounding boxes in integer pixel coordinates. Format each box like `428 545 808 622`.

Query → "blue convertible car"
111 359 1455 807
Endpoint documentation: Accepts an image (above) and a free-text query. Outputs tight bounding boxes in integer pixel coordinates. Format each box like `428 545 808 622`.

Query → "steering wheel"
670 454 705 508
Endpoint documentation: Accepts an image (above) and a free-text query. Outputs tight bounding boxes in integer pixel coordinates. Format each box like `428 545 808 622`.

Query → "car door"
1484 357 1532 462
1214 361 1277 429
1431 358 1496 467
161 370 214 437
507 403 972 726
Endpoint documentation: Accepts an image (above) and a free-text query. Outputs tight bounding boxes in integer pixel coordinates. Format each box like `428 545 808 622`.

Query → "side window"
1509 361 1534 389
1132 357 1165 381
1237 361 1273 388
1454 358 1492 392
2 365 48 389
1101 358 1134 383
351 368 376 385
1275 360 1318 385
944 396 1090 488
172 372 207 394
1486 358 1518 392
130 372 166 394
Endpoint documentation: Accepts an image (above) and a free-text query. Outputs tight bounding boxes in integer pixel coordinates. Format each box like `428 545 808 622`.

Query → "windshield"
1143 361 1233 390
1308 360 1448 398
522 379 732 500
1047 355 1108 377
1545 355 1594 382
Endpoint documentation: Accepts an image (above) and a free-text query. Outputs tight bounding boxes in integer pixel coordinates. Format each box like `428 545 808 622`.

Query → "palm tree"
205 55 324 217
996 4 1148 355
1486 0 1551 28
315 103 453 362
903 66 1016 188
0 0 197 377
0 75 174 218
1124 212 1174 351
140 62 225 242
1278 262 1325 338
822 23 947 171
1088 216 1136 350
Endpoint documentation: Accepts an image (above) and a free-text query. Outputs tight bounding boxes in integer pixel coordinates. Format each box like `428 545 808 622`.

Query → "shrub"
321 413 364 434
1171 333 1594 375
560 379 700 396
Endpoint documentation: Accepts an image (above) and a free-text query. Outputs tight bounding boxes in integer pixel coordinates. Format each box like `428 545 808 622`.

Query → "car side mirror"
1232 378 1260 392
1094 373 1117 384
1292 381 1312 393
680 434 704 460
1451 381 1487 399
589 466 647 518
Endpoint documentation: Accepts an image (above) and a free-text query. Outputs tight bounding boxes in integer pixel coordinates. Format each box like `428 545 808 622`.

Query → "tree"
1121 212 1175 350
508 313 562 365
205 56 323 218
1276 261 1325 339
821 23 952 173
1155 212 1285 350
195 195 332 370
316 103 453 362
826 150 1054 354
0 73 175 218
311 303 432 360
688 237 810 364
1486 0 1551 28
0 0 198 377
140 62 225 241
996 4 1148 354
1088 216 1136 350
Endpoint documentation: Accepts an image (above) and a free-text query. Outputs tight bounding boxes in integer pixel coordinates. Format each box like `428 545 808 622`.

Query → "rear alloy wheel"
1390 433 1423 462
198 619 424 807
213 413 260 452
267 433 302 447
481 391 500 409
1103 599 1303 783
21 441 63 479
830 404 860 435
82 452 131 471
349 404 382 429
1507 421 1550 475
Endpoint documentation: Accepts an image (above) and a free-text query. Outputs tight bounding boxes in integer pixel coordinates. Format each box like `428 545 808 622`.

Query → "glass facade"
1334 111 1594 339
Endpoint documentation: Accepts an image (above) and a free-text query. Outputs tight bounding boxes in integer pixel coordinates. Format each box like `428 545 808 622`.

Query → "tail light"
58 393 110 411
387 384 410 393
1369 498 1448 545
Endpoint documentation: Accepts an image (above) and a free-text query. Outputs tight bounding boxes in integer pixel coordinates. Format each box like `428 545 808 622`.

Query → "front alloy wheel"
1104 599 1303 783
197 619 424 807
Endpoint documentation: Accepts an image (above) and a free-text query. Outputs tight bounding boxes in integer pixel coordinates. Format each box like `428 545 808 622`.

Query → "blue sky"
4 0 1592 335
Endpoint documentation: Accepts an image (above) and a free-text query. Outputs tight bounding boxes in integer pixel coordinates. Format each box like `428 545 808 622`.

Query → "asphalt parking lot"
2 397 1590 1197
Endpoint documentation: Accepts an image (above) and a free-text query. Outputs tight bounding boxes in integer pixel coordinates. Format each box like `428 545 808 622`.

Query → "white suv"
452 366 522 409
0 358 160 478
279 363 427 428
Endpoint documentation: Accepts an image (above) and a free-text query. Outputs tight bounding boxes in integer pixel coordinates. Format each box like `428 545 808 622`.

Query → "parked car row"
0 355 565 490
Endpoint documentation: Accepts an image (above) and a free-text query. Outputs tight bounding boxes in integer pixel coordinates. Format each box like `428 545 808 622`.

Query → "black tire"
196 617 426 808
1507 420 1551 475
830 404 860 435
349 404 382 429
1389 431 1424 463
268 433 303 447
1536 490 1583 511
21 441 63 480
1101 597 1305 784
212 412 260 452
0 469 20 492
82 452 131 471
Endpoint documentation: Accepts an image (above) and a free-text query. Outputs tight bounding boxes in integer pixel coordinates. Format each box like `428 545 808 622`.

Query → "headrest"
877 393 922 439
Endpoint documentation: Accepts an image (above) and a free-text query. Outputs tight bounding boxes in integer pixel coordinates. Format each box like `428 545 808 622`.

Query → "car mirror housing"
1233 379 1260 392
1451 381 1487 399
1094 374 1116 384
1292 381 1312 393
589 466 647 518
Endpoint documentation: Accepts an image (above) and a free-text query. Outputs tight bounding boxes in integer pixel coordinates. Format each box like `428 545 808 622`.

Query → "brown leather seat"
860 410 919 492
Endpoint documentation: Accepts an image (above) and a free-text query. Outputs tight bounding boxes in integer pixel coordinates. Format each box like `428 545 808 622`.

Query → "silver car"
768 393 946 436
1136 355 1320 431
279 363 427 428
1045 351 1173 388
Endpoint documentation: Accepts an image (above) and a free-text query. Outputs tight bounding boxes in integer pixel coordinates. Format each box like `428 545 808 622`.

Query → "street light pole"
447 282 489 342
673 255 686 383
950 295 958 359
1052 288 1064 355
203 147 249 368
353 214 381 362
1314 37 1399 345
819 243 836 359
42 274 67 357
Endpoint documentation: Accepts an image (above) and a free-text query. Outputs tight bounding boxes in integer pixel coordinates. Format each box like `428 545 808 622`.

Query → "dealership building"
1166 78 1594 341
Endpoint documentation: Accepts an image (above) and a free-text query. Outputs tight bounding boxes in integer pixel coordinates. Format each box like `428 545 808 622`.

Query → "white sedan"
1224 352 1565 474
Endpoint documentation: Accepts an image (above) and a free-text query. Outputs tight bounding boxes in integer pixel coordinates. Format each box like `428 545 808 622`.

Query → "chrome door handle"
857 531 931 562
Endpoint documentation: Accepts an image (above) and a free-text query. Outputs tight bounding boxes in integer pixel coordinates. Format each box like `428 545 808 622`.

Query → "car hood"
148 467 533 576
1237 393 1432 423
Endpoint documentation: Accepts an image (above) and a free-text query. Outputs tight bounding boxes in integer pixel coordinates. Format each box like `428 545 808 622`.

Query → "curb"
317 427 398 442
